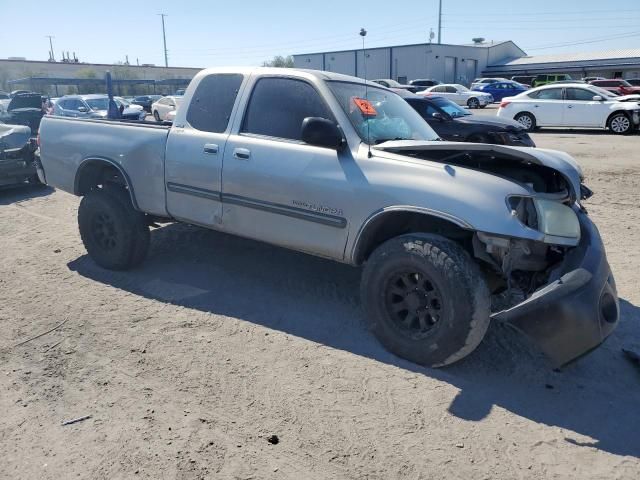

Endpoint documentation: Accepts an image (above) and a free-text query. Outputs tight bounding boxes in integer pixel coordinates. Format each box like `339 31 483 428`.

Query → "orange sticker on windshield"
352 97 377 116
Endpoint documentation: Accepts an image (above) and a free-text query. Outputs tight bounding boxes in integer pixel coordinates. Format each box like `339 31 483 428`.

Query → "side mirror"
77 106 88 112
592 95 603 101
301 117 344 150
431 112 445 121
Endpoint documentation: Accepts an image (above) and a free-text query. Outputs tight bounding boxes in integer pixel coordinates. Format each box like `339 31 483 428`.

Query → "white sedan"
497 83 640 134
417 84 493 109
152 96 182 121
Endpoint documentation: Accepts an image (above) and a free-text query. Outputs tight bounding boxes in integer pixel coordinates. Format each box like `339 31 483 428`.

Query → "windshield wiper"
373 137 410 144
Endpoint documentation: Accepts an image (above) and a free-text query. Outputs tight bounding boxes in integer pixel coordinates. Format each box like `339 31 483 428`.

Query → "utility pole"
46 35 55 61
158 13 169 67
437 0 442 44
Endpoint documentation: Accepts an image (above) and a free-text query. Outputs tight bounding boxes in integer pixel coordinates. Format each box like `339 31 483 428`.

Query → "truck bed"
39 115 171 216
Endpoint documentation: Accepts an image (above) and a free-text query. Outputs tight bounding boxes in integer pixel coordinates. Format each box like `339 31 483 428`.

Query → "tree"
262 55 294 68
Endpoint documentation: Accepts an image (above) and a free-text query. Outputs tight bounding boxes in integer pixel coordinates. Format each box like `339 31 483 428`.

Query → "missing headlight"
507 196 538 229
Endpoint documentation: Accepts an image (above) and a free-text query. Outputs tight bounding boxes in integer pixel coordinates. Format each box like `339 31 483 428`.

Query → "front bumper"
492 210 619 366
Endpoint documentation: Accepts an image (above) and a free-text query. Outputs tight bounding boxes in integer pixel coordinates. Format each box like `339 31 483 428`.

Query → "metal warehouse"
293 43 640 84
293 41 526 85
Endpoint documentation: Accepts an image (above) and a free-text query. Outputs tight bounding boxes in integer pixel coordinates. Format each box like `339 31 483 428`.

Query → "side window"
57 99 68 109
432 86 444 93
566 88 597 101
241 77 331 141
67 99 82 110
534 88 563 100
445 86 456 93
187 73 244 133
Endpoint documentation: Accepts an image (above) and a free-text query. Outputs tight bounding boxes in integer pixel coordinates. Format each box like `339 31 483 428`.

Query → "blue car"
473 81 528 102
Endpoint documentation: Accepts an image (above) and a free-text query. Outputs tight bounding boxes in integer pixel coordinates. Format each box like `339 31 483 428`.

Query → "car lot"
1 126 639 478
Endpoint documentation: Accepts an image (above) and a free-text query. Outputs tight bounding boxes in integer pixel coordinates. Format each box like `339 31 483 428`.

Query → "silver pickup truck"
38 67 619 367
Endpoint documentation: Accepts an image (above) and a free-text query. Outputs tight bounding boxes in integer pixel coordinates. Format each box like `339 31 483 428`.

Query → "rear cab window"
186 73 244 133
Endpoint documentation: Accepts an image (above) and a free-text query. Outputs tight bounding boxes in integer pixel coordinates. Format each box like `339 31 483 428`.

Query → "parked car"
152 95 182 121
511 76 535 86
548 79 586 85
498 83 640 134
37 66 619 368
409 79 440 90
589 79 640 96
625 79 640 87
531 74 572 87
54 95 146 120
0 121 40 187
397 91 534 146
0 93 44 133
9 90 33 98
0 91 10 100
372 79 418 93
472 81 528 102
131 95 163 112
418 84 493 108
175 88 186 96
470 78 507 89
582 76 606 82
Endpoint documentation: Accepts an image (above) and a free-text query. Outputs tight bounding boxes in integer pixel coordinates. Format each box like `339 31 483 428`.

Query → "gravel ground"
1 128 639 480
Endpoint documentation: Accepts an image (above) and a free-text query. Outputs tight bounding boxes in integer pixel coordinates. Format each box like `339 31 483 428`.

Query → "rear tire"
153 110 161 122
360 234 491 367
608 112 632 135
467 97 480 109
514 112 536 131
78 187 150 270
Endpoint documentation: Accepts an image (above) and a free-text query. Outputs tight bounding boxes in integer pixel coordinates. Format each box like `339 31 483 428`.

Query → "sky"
1 0 639 67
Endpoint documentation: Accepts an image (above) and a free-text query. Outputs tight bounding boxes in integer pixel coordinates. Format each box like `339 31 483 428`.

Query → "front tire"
361 234 491 367
78 188 150 270
608 112 632 135
153 110 161 122
514 112 536 131
467 97 480 109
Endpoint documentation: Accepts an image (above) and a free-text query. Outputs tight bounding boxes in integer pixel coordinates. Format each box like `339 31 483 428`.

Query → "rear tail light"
500 100 511 108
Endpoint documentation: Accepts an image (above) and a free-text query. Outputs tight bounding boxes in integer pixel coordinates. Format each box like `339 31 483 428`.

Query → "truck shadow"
0 183 54 205
67 222 640 459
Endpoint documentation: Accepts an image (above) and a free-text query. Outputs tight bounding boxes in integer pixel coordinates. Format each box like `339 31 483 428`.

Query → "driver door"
221 76 351 259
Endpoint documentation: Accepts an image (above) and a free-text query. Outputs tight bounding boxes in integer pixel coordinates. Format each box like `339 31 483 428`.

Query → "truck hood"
372 140 583 198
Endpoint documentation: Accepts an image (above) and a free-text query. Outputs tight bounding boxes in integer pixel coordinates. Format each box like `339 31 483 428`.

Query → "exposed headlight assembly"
508 196 580 245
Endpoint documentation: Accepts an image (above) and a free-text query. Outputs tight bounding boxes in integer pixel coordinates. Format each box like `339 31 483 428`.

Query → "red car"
589 79 640 95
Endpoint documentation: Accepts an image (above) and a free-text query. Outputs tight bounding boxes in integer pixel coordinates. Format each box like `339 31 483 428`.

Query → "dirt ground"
1 126 639 479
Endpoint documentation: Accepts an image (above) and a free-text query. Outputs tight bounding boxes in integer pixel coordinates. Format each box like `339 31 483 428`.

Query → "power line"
524 30 640 50
442 8 640 17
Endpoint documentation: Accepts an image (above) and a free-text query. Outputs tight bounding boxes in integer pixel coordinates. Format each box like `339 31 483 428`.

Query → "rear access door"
164 73 246 227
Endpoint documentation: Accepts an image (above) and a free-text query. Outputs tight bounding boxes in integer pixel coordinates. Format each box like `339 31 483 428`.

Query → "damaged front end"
376 141 619 366
0 123 38 187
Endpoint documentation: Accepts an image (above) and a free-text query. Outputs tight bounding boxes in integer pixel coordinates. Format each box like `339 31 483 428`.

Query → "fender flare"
74 156 139 210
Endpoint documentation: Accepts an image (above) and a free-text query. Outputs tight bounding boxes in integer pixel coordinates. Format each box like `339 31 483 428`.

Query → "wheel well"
353 211 472 265
75 159 138 209
606 110 630 125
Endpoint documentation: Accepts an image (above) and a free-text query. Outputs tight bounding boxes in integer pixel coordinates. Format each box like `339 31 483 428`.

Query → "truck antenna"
360 28 372 158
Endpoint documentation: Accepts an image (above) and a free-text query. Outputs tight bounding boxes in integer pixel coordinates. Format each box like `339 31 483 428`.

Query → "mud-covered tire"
361 234 491 367
78 187 150 270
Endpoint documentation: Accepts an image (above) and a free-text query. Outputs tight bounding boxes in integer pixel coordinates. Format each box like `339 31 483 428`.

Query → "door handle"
233 148 251 160
203 143 218 154
567 105 573 109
